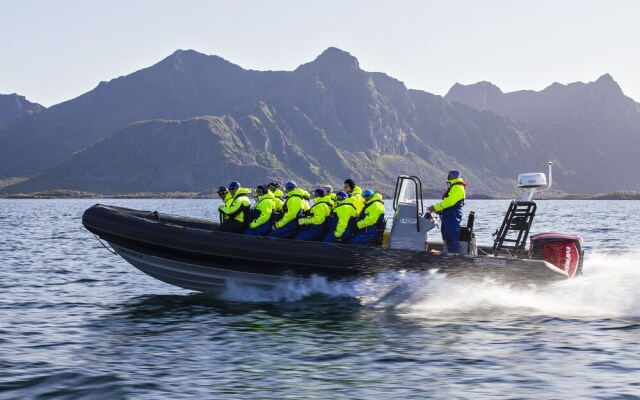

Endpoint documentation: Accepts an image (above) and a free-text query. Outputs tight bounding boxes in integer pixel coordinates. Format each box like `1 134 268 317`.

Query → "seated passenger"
295 188 332 241
343 178 364 214
323 191 358 243
216 186 231 223
301 190 311 211
215 181 252 233
268 182 284 212
268 181 305 239
324 185 337 207
350 189 386 245
244 184 275 236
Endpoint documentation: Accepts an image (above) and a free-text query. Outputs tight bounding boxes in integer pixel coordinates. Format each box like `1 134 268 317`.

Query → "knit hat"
313 188 325 197
256 184 269 194
336 191 348 199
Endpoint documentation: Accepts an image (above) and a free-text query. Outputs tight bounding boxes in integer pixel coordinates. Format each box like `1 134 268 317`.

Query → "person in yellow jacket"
295 188 332 241
268 181 305 239
350 189 386 245
215 181 252 234
216 186 232 223
343 178 364 214
268 182 284 212
301 190 311 211
244 184 275 236
324 185 337 208
427 170 467 253
323 191 358 243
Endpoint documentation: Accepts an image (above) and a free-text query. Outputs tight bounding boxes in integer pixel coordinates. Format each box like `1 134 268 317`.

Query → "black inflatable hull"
82 204 572 293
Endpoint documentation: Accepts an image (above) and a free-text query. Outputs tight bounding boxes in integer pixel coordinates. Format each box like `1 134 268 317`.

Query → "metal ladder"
492 201 537 255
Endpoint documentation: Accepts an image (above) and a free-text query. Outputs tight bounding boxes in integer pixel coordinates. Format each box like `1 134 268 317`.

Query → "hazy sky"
1 0 638 107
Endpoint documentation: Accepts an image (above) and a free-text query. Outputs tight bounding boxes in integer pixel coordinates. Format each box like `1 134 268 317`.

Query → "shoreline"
2 190 639 201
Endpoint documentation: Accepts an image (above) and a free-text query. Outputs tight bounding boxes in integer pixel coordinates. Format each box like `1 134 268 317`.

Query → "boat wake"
218 251 640 319
369 250 640 319
218 275 358 303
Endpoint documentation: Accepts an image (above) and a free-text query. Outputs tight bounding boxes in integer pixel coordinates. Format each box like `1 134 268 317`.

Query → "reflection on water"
113 292 363 323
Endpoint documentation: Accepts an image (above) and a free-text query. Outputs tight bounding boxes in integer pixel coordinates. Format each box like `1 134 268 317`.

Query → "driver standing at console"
428 170 466 254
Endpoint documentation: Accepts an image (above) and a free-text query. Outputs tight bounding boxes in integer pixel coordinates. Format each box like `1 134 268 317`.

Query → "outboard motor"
529 232 583 278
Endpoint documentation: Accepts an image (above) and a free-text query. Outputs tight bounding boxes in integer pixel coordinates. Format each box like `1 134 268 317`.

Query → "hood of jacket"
364 192 384 204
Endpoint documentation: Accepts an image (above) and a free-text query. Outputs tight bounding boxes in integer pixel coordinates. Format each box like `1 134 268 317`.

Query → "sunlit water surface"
1 199 639 399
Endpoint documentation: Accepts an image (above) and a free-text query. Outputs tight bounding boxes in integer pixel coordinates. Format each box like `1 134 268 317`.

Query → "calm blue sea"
1 199 640 399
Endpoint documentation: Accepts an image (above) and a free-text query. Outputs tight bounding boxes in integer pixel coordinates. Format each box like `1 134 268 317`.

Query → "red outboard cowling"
529 232 583 278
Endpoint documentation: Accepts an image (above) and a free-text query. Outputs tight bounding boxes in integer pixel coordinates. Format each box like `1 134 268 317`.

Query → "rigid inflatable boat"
82 164 584 293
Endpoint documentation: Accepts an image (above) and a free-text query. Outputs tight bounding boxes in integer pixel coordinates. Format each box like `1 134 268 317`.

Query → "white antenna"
539 162 553 193
517 162 553 201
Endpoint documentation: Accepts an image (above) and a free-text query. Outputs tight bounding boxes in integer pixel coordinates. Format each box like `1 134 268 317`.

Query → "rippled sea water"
1 199 640 399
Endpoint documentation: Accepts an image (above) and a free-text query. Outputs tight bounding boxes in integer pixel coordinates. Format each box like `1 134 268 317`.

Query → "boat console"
388 175 476 254
387 175 430 251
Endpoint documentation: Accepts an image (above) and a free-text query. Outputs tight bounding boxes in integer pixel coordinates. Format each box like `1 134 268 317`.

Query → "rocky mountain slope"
2 48 639 195
446 75 640 192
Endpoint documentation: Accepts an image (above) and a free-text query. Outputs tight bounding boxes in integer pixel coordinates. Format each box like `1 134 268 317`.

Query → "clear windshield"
397 178 417 204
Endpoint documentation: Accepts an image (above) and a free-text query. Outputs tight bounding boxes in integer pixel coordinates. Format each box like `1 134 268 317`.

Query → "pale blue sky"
1 0 638 107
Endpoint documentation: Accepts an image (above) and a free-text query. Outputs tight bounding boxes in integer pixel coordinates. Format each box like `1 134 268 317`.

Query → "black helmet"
217 186 228 194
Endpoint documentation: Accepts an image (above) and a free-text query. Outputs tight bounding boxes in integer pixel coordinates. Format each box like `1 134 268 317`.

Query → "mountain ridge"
1 48 639 195
0 94 45 129
445 74 640 193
